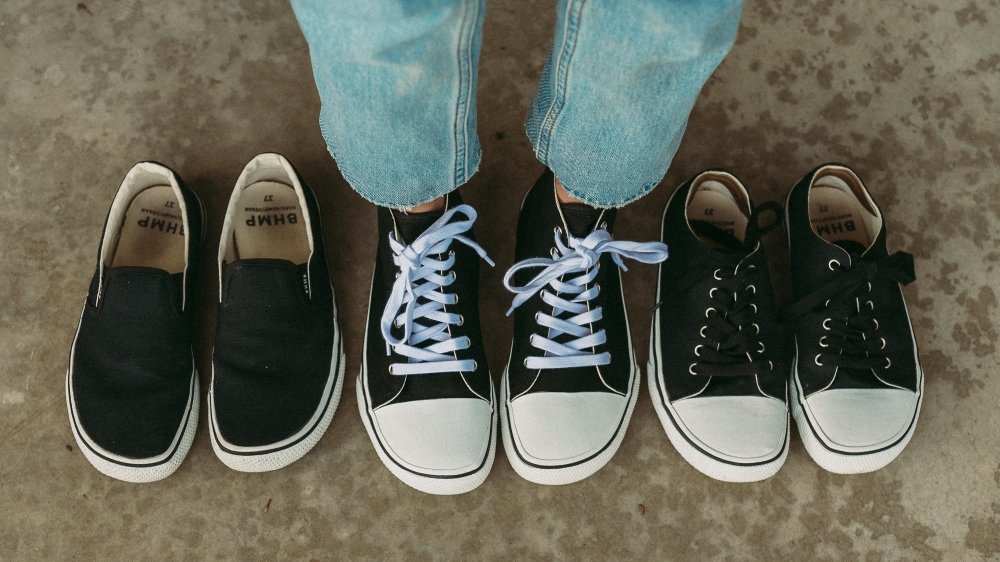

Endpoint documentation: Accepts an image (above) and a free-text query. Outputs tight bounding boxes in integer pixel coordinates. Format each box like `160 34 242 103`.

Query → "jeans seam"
453 0 478 187
534 0 586 163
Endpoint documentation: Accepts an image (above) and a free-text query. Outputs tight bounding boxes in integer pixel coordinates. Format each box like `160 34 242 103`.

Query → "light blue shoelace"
504 227 668 369
381 204 494 376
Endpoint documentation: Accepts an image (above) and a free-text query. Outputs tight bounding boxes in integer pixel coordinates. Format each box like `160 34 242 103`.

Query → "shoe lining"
231 181 310 264
809 175 878 248
111 184 185 273
687 179 749 243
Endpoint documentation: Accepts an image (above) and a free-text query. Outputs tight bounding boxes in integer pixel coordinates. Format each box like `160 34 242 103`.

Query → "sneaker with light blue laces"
501 171 668 485
357 193 497 495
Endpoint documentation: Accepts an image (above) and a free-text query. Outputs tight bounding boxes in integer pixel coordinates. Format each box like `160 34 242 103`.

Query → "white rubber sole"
646 332 788 483
356 372 497 496
499 366 639 486
65 369 199 484
209 335 345 473
790 361 923 474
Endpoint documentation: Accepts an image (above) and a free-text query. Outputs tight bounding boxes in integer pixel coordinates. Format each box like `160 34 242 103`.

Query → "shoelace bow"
782 250 915 370
504 226 668 370
668 202 783 378
381 204 494 376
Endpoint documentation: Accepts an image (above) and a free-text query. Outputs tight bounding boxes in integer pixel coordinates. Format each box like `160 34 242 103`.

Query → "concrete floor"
2 0 998 560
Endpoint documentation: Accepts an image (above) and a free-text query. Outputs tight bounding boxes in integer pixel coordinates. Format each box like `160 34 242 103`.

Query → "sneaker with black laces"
784 163 921 474
66 161 203 483
209 153 344 472
358 194 496 495
501 171 668 485
648 170 788 482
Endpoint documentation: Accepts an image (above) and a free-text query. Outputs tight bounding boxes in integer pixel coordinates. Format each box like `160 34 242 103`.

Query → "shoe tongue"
560 202 603 238
224 258 310 302
102 267 183 313
392 208 445 244
833 239 868 256
689 220 746 254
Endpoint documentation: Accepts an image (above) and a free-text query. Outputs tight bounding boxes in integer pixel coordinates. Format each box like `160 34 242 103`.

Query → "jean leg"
525 0 743 207
292 0 486 208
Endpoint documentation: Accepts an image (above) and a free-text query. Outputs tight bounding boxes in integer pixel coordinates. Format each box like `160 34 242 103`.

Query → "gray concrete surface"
1 0 998 559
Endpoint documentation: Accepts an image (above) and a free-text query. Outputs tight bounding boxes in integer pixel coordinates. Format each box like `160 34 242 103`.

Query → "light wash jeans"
292 0 742 208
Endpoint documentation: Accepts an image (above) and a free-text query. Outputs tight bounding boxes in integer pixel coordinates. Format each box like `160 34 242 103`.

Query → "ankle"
553 176 585 205
402 196 445 214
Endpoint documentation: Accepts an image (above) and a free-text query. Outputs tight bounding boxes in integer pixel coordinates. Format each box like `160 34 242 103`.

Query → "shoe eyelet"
694 344 704 357
688 363 698 376
534 311 541 322
865 300 874 310
705 307 717 318
470 360 478 371
709 287 719 299
523 358 529 368
453 294 460 304
449 271 458 282
872 318 880 330
866 281 873 292
750 303 758 314
448 250 455 258
880 337 887 350
884 357 892 369
746 284 757 295
713 269 723 281
388 364 396 375
553 226 562 236
824 299 830 307
768 360 774 371
752 322 760 335
819 336 829 348
814 354 824 366
822 318 832 330
757 341 766 353
828 259 841 271
699 326 708 338
456 315 465 326
599 221 608 230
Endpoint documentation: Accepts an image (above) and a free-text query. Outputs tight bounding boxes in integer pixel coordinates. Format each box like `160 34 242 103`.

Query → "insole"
112 185 185 273
809 186 875 248
688 185 748 244
232 181 310 264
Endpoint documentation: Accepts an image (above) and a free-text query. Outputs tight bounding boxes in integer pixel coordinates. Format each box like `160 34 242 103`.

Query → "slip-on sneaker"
648 170 788 482
358 193 496 495
67 161 203 483
209 153 344 472
784 163 922 474
501 170 668 485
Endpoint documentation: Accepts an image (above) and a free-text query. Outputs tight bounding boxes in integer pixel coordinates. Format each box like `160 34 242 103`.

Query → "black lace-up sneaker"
358 194 496 495
209 153 344 472
501 171 668 485
67 162 203 483
648 170 788 482
784 163 921 474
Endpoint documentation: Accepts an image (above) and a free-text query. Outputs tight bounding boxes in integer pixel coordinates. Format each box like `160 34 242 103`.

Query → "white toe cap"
804 388 918 450
672 395 788 462
508 391 627 465
372 398 493 475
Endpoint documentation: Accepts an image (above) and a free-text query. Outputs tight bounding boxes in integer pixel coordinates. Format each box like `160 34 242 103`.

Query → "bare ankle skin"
403 195 446 213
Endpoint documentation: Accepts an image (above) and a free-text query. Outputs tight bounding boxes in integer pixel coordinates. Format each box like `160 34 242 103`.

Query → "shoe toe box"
671 395 788 462
372 398 493 475
508 391 628 465
804 388 919 450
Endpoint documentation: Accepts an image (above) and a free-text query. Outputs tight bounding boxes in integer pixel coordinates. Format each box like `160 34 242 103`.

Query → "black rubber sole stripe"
361 373 494 480
211 335 343 457
651 323 787 468
67 367 196 469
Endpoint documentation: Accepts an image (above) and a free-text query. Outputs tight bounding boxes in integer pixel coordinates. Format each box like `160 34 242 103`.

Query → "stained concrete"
1 0 998 560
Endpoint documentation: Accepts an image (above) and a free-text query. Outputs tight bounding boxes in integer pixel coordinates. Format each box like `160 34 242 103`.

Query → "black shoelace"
662 202 782 378
781 250 915 370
